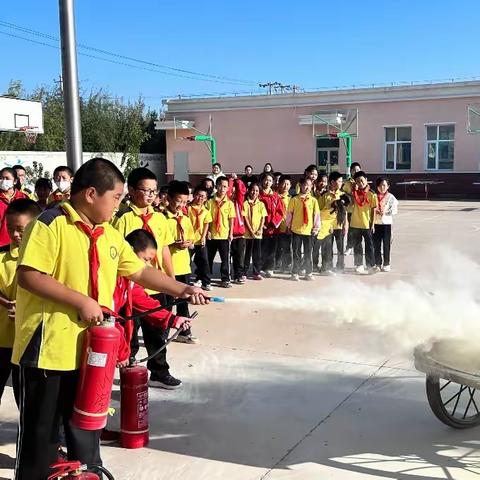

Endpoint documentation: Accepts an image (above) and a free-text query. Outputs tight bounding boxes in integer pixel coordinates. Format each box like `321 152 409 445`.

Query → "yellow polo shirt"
12 202 145 371
278 192 291 233
287 195 320 236
242 200 267 239
0 245 19 348
207 197 236 240
164 210 195 276
188 204 212 245
350 191 378 229
112 202 174 270
317 190 342 239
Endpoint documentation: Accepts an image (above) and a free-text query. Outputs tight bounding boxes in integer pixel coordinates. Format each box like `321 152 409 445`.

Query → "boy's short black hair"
215 176 229 187
350 162 361 171
212 162 222 169
317 174 328 181
278 174 291 183
1 167 17 181
127 167 157 188
125 229 158 253
353 170 367 180
159 185 169 194
193 184 208 195
35 177 53 191
260 172 274 182
168 180 190 197
273 171 283 177
6 198 41 218
247 182 260 194
376 177 390 187
328 171 343 183
53 165 74 178
183 181 193 190
71 158 125 196
304 164 318 174
245 164 253 170
12 165 26 172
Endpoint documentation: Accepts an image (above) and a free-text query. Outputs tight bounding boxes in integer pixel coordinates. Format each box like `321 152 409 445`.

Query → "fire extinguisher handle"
47 461 84 479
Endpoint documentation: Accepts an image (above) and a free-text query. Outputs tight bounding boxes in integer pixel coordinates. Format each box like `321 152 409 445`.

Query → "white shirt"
374 192 398 225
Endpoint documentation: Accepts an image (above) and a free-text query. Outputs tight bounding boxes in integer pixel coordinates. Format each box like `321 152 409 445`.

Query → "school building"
158 80 480 198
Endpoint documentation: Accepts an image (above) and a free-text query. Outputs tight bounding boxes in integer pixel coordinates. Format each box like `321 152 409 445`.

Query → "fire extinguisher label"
87 350 108 368
137 391 148 429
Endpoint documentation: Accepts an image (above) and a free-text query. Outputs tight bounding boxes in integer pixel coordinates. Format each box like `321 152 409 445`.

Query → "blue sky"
0 0 479 110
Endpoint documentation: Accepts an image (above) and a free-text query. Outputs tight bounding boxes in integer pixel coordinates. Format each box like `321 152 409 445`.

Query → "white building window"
384 127 411 170
426 124 454 170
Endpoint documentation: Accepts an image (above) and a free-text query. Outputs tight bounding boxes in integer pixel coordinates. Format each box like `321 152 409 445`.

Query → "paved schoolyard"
1 200 480 480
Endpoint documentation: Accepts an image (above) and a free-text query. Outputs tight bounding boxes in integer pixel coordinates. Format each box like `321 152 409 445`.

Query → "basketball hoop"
18 126 39 144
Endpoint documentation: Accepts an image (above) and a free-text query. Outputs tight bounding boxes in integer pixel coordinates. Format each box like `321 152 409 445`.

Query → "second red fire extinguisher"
120 365 149 449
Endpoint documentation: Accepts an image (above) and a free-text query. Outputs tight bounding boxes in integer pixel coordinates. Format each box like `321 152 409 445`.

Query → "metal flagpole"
59 0 83 171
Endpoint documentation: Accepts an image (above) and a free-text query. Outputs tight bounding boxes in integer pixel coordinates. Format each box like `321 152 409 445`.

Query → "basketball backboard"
299 108 358 138
0 97 44 134
467 105 480 134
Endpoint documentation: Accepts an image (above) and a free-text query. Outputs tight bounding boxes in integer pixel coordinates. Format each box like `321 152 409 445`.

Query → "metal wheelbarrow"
414 338 480 429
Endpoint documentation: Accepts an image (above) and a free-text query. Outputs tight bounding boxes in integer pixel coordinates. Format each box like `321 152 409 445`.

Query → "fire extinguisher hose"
136 311 198 364
95 465 115 480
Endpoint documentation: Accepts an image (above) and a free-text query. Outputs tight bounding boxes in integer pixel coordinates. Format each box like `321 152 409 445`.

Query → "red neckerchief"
300 195 309 225
0 190 18 205
74 221 105 301
376 192 389 214
248 199 257 223
214 197 227 231
353 186 370 207
175 214 185 242
140 212 154 235
190 205 202 230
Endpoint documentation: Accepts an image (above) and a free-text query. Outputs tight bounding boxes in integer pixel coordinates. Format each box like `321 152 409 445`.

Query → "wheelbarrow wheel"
426 375 480 429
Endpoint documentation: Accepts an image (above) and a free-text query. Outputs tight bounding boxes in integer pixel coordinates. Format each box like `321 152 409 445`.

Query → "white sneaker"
304 273 314 281
355 265 368 275
369 266 380 274
345 248 353 256
193 280 202 287
382 265 391 272
291 274 300 281
264 270 274 278
320 269 336 276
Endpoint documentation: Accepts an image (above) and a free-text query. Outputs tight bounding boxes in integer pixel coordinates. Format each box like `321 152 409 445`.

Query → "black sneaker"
220 280 233 288
149 374 182 390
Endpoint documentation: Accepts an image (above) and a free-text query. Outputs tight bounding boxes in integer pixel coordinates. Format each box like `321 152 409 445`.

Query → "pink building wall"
166 95 480 177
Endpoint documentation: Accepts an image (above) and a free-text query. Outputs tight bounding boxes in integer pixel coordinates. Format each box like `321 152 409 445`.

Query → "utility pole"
259 82 302 95
59 0 83 172
259 82 281 95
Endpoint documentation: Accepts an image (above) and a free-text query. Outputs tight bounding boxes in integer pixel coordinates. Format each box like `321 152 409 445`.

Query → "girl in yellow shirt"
243 183 267 280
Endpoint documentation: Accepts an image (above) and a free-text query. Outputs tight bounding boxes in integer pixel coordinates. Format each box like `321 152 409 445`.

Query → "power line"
0 19 259 87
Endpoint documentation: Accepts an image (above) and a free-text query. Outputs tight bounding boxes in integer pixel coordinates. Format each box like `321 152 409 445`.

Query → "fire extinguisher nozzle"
209 296 225 303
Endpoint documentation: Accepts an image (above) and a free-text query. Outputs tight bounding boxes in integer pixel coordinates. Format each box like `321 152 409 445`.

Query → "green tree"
25 161 51 184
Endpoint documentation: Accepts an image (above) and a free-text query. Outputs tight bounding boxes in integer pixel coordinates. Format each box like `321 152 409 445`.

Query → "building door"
317 148 339 175
316 137 340 175
173 152 189 181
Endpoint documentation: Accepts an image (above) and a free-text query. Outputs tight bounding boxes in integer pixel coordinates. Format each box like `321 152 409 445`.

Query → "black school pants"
275 233 291 270
166 275 191 338
346 212 354 249
350 227 375 268
207 239 231 282
244 238 262 275
332 229 345 269
261 236 277 271
191 244 211 286
292 233 313 275
15 367 102 480
130 293 171 378
0 347 19 406
312 236 322 269
373 224 392 266
230 237 246 280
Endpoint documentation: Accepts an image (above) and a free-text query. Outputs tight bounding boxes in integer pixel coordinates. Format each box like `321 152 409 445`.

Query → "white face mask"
56 181 71 193
0 179 14 191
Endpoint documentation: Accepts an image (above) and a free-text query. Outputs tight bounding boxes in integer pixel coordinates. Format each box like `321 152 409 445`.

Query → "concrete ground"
1 200 480 480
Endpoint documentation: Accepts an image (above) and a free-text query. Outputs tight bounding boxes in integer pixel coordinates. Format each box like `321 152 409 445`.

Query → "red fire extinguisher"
120 365 149 448
48 461 115 480
71 317 120 431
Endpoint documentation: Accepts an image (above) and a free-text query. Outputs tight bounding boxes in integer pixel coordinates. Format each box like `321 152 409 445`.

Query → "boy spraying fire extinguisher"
11 158 208 480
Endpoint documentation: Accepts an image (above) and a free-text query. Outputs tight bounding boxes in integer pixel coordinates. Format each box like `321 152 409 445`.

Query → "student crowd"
0 158 397 479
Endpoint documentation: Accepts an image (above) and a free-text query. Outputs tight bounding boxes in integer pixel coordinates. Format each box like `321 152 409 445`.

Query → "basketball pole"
59 0 83 172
